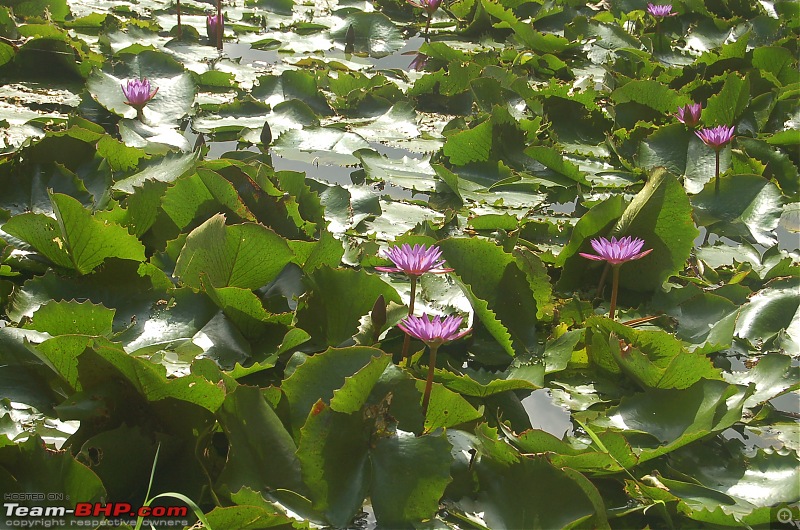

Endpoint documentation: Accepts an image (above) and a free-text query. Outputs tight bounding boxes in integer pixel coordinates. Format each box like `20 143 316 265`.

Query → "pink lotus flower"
580 236 652 266
695 125 735 151
375 244 453 277
407 0 442 15
121 78 158 111
647 3 675 17
581 236 652 320
398 313 471 347
400 313 470 415
206 12 223 42
675 103 701 127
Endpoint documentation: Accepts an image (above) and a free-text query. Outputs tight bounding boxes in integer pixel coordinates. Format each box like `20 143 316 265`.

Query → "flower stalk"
609 265 621 320
407 0 442 40
176 0 182 39
403 276 417 367
421 344 439 415
216 0 223 50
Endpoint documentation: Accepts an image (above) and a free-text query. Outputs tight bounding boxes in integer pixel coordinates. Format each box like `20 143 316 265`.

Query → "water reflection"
520 389 573 438
186 128 418 200
695 225 799 252
223 42 281 66
370 37 426 70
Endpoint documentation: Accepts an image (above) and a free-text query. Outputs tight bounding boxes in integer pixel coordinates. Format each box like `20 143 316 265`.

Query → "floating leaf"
24 300 114 337
370 432 452 526
217 386 304 495
354 148 437 193
735 278 800 353
281 346 387 436
439 237 540 356
588 316 722 389
113 150 199 194
475 425 609 529
87 50 196 123
725 353 799 407
175 213 296 290
692 173 784 247
598 379 754 463
637 123 724 194
294 267 401 348
612 169 698 291
3 192 145 274
0 437 105 522
433 367 539 397
329 12 404 58
296 404 370 528
612 80 690 114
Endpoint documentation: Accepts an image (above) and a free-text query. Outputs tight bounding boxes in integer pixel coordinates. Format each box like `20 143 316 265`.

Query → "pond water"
2 1 797 528
521 389 573 438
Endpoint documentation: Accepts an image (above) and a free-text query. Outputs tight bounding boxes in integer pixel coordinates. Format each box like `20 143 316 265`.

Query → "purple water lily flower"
697 125 736 193
121 78 158 111
695 125 735 151
647 3 675 17
581 236 652 320
398 313 471 347
407 0 442 14
675 103 701 127
206 12 223 43
375 244 454 277
580 236 653 265
399 313 471 415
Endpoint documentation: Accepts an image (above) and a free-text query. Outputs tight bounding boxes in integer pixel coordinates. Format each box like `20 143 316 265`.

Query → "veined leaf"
3 192 145 274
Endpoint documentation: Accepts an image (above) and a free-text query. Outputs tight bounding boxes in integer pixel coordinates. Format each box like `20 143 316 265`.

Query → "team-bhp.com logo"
4 500 189 527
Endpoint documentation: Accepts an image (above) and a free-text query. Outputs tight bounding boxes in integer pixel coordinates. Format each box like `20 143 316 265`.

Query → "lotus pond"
0 0 798 528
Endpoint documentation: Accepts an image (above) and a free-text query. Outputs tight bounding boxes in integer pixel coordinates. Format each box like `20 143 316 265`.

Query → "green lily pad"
597 379 754 463
174 213 297 289
734 277 800 353
725 353 800 408
692 173 784 247
3 192 145 274
87 50 196 123
354 148 436 192
272 127 370 166
329 11 404 58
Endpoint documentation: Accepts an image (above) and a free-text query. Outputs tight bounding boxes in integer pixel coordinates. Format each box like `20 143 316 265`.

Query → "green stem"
216 0 223 51
176 0 182 39
424 16 431 41
655 20 661 51
714 149 720 195
609 265 620 320
402 276 417 368
421 344 439 416
596 261 611 299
